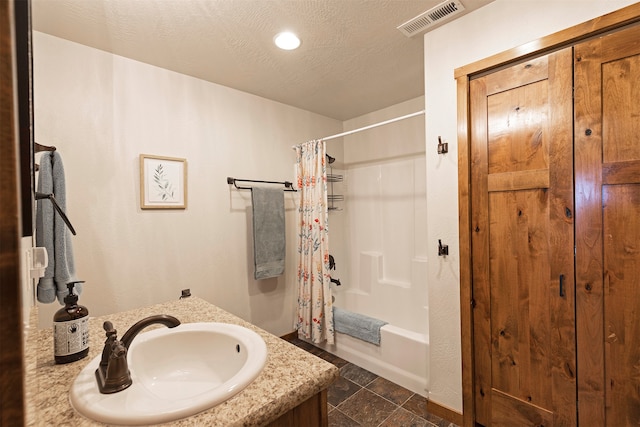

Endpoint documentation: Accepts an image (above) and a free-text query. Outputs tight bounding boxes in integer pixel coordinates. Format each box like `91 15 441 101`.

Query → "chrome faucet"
95 314 181 394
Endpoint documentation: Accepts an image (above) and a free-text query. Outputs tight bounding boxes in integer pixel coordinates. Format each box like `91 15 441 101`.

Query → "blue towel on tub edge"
333 307 388 345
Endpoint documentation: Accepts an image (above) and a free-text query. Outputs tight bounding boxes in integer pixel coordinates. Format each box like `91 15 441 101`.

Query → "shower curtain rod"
316 110 425 143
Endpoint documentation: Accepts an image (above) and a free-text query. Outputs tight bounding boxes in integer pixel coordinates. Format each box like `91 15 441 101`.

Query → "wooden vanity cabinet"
266 390 328 427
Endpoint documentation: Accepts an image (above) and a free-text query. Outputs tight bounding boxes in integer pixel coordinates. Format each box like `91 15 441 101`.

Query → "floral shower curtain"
295 139 334 344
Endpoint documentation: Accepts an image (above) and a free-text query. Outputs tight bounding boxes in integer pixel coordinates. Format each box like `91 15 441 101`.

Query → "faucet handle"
103 321 117 336
100 321 119 369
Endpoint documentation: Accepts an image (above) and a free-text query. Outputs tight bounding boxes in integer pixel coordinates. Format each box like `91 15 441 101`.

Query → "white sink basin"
70 322 268 425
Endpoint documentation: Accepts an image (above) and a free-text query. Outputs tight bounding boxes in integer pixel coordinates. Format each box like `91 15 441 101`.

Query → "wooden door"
574 24 640 426
469 47 576 426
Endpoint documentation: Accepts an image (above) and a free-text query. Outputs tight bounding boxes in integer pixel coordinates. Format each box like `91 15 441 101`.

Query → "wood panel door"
574 24 640 426
469 47 576 427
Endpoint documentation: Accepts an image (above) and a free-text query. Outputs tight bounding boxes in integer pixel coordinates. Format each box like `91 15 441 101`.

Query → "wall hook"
438 239 449 256
437 136 449 154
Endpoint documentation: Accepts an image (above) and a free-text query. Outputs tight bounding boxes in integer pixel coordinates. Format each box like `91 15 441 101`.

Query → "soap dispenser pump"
53 280 89 364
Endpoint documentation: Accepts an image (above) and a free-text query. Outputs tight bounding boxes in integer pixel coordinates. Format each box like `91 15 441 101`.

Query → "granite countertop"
25 297 338 426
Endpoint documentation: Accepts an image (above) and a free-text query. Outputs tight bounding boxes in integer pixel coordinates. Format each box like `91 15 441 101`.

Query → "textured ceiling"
31 0 493 120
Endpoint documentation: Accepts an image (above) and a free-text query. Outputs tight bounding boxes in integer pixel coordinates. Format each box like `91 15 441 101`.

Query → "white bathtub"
312 253 430 397
315 312 429 397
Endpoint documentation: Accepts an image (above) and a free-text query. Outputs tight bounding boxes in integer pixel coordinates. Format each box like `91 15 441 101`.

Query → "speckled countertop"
24 297 338 426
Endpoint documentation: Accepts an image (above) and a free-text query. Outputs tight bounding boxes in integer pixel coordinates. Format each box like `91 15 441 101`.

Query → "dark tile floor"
284 337 460 427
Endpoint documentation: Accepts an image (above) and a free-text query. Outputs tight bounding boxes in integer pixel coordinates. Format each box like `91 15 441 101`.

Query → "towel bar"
227 177 297 192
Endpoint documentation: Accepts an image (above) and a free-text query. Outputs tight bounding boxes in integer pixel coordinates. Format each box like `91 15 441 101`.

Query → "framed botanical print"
140 154 187 209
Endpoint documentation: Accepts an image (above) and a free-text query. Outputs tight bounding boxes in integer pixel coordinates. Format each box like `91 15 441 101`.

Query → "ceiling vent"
397 0 466 37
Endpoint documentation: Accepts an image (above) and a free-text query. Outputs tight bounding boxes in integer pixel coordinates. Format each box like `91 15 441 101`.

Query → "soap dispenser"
53 280 89 364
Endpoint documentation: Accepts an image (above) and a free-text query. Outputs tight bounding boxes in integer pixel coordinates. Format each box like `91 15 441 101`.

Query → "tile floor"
284 337 460 427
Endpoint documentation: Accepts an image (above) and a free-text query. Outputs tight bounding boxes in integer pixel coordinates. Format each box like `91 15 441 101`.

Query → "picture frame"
139 154 187 209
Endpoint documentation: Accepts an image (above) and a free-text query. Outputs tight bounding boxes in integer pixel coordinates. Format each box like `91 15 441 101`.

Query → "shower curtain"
295 140 334 344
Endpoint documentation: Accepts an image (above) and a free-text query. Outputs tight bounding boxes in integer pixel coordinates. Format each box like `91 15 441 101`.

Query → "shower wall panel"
335 154 427 334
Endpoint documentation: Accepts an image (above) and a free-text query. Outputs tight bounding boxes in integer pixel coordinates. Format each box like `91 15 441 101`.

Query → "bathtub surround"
251 187 286 280
320 97 429 397
295 140 334 344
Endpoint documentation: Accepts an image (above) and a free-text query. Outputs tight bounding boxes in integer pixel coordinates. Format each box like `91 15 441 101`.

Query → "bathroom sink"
70 322 268 425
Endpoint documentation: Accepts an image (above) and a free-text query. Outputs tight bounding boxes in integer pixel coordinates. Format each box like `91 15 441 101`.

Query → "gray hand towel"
251 187 285 280
333 307 388 345
36 151 80 304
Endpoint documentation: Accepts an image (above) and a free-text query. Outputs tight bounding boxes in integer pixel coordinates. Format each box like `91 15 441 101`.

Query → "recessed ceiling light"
274 32 301 50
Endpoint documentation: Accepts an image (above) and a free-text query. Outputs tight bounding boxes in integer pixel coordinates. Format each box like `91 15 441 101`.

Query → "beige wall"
33 32 342 335
423 0 638 412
